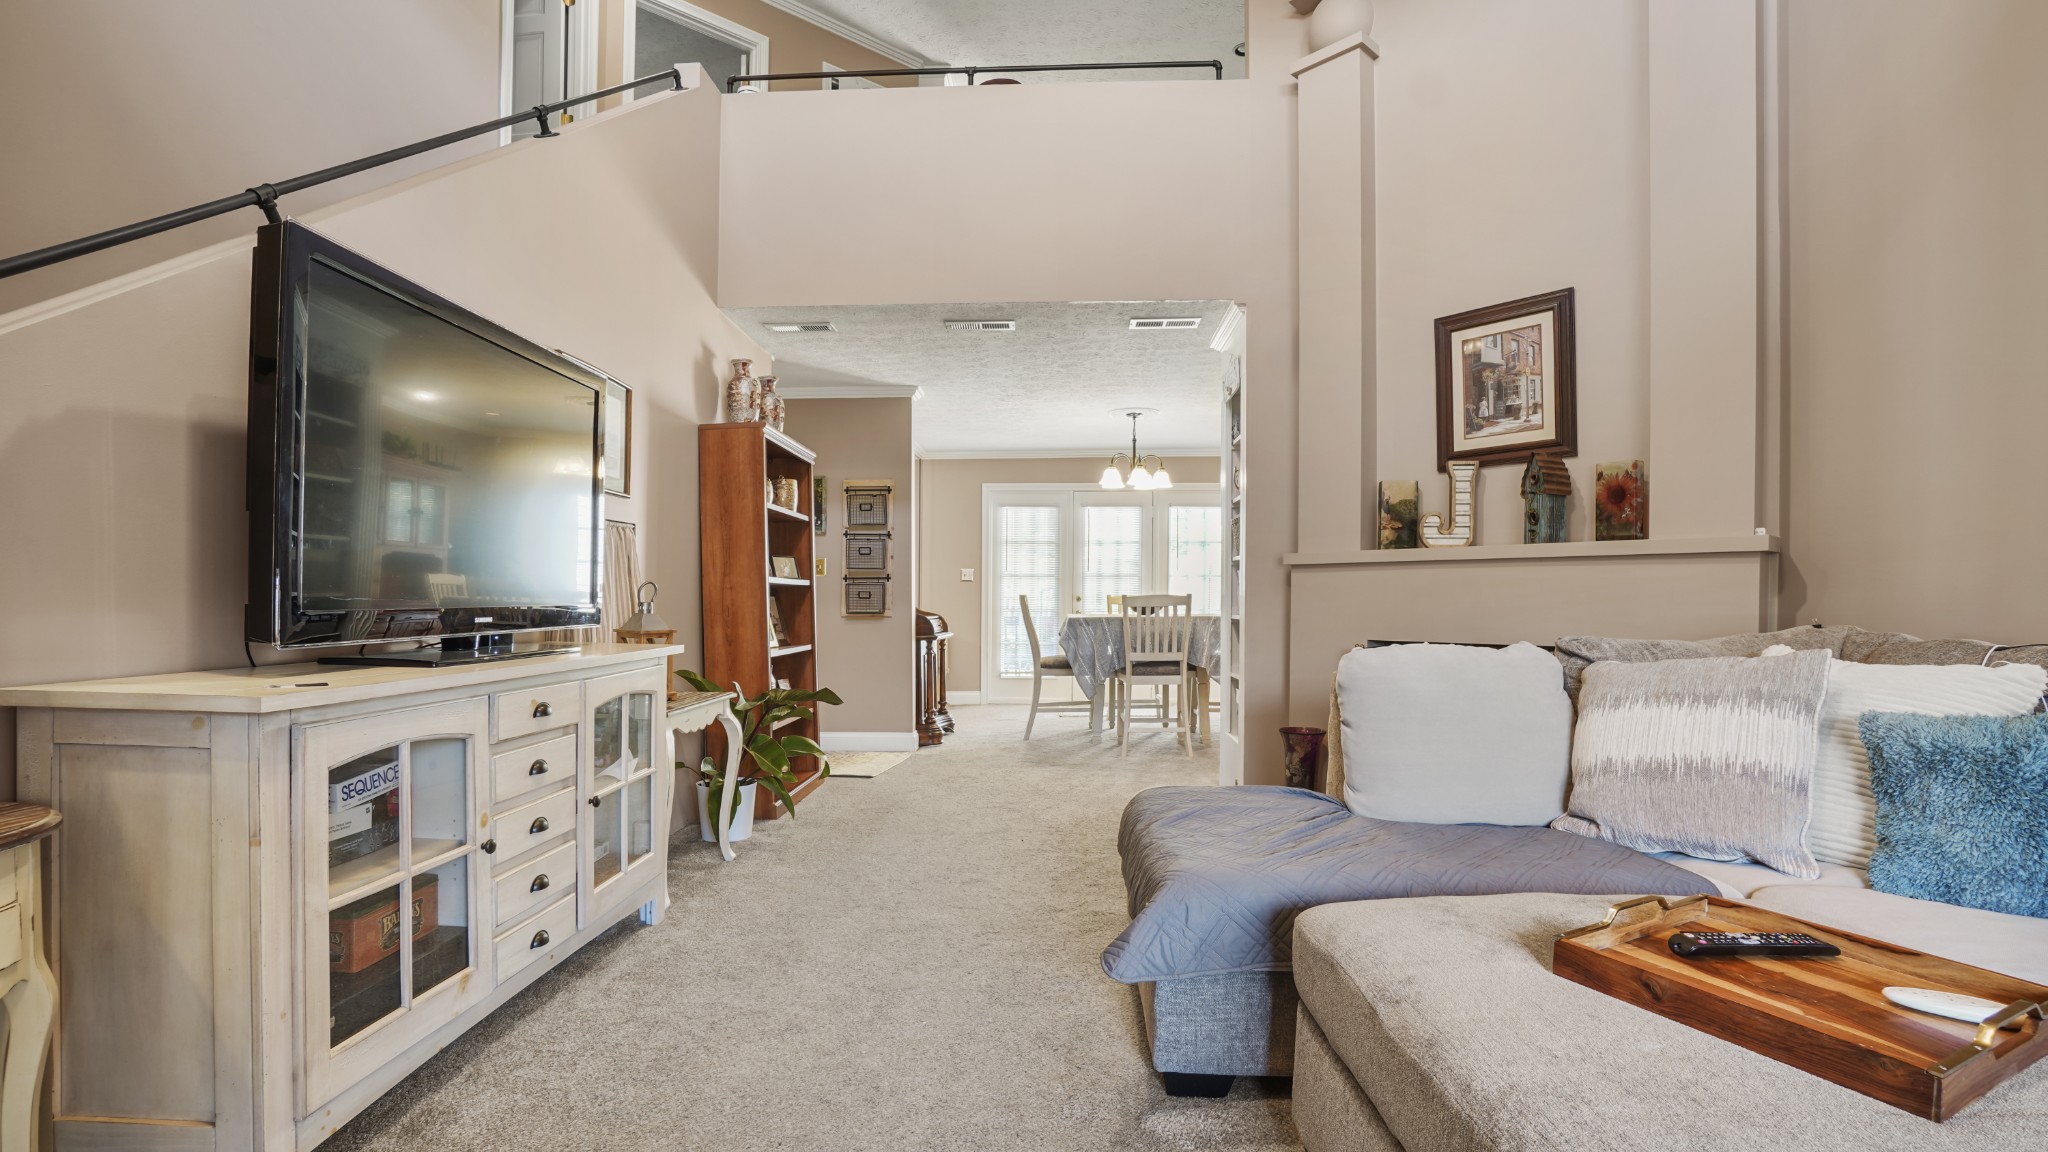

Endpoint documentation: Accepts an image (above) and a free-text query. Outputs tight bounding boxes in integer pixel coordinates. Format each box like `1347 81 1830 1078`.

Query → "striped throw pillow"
1552 649 1832 879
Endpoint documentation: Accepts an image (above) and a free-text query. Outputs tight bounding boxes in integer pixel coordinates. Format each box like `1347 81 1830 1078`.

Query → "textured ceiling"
725 300 1236 455
788 0 1248 79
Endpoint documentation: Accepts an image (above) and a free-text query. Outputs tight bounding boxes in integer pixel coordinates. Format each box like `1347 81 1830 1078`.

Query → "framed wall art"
1434 288 1576 470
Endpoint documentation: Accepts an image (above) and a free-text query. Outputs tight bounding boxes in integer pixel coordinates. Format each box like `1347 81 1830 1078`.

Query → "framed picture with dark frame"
1434 288 1576 470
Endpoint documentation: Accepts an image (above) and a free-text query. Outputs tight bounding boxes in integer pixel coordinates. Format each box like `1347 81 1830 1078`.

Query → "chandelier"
1099 410 1173 490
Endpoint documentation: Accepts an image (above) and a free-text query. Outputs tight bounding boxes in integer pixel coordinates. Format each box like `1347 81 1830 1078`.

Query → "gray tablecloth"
1057 613 1223 699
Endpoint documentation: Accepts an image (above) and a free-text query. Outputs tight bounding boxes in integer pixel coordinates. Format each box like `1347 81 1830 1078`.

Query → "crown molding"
1208 303 1246 352
916 446 1219 461
775 382 924 400
751 0 940 68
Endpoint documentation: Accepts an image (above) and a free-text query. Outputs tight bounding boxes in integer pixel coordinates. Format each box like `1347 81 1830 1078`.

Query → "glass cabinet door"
299 697 490 1112
583 669 666 923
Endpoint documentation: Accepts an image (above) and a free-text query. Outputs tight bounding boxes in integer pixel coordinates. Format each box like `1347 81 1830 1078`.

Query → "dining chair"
1115 594 1195 757
1019 595 1091 739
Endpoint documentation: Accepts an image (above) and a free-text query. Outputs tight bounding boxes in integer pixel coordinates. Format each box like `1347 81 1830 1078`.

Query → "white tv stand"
1 644 708 1151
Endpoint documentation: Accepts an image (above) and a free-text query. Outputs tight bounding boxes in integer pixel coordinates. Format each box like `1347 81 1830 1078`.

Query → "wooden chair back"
1120 594 1192 668
1018 595 1047 664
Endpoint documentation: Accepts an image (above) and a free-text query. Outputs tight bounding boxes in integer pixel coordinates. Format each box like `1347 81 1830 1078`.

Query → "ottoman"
1291 894 2048 1152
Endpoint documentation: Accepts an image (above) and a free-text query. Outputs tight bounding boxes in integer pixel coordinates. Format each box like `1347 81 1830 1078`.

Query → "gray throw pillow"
1553 624 1853 705
1552 649 1832 878
1336 642 1572 826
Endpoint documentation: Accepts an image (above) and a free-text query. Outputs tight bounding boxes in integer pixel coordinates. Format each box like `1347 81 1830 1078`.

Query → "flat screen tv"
247 222 604 664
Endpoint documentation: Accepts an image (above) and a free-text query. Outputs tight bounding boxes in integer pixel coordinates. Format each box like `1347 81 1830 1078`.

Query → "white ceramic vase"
1306 0 1374 52
697 779 757 843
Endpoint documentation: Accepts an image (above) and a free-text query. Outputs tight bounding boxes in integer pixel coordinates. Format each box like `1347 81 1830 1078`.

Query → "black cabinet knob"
532 701 552 719
529 816 550 834
529 758 548 776
481 838 497 855
530 929 550 949
588 796 602 808
530 874 550 893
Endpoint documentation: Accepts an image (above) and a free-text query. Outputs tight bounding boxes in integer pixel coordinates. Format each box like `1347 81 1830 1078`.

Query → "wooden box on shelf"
699 422 823 820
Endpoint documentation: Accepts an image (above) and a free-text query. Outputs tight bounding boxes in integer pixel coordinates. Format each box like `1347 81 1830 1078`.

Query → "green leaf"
779 735 827 759
747 733 791 775
674 667 720 694
754 774 800 820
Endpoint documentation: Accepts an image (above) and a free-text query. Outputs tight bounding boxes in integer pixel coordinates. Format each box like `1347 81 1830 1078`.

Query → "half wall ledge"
1283 534 1779 567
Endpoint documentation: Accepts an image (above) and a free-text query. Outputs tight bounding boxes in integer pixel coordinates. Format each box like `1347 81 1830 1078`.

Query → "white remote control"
1882 986 2007 1024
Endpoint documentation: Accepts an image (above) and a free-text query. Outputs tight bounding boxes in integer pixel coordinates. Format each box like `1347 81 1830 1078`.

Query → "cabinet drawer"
494 894 576 984
491 787 576 862
491 732 576 805
0 902 20 971
492 681 581 743
494 842 576 930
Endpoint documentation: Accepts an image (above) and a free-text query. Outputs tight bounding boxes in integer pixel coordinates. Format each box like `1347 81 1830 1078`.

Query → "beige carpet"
327 705 1299 1151
825 748 913 778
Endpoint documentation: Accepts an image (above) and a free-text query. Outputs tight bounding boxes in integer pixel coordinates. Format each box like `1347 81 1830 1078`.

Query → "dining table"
1056 613 1224 742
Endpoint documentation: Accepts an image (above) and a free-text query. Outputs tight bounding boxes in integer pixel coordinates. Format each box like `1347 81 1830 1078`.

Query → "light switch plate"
960 568 975 582
816 557 827 577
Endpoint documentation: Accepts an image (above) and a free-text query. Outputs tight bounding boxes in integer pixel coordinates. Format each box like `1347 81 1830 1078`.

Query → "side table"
0 803 60 1152
667 691 745 864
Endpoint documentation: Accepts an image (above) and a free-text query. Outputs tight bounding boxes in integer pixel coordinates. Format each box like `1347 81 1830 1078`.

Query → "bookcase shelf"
700 422 822 821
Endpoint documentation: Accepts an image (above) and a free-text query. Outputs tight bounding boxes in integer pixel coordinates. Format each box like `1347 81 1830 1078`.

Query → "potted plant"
677 669 842 844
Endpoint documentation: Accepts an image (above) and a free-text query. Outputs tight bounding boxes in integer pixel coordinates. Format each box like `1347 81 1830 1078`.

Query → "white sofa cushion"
1808 660 2045 868
1654 853 1867 899
1746 883 2048 984
1335 642 1572 826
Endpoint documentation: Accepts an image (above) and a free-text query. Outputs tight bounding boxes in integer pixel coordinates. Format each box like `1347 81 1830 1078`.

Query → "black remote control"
1668 931 1840 958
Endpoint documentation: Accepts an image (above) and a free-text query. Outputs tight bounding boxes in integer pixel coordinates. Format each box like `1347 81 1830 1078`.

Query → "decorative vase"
1306 0 1374 52
697 780 758 843
758 376 785 431
1281 727 1326 791
725 359 760 423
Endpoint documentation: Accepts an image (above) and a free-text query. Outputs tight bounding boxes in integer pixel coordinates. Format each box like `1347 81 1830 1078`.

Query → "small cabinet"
581 667 666 924
296 697 492 1113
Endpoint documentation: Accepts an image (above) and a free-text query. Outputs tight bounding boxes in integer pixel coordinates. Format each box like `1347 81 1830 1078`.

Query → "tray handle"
1930 1000 2046 1078
1558 894 1711 951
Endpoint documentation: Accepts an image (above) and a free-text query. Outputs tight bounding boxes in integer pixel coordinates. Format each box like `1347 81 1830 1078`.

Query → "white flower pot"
697 780 757 843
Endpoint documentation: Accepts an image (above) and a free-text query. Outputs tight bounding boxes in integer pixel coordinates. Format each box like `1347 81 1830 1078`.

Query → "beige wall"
0 86 762 798
917 457 1225 695
1369 0 1651 546
1780 0 2048 641
0 0 506 315
658 0 915 90
717 75 1300 782
782 398 919 738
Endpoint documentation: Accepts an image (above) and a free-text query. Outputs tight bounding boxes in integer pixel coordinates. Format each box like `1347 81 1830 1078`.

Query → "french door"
982 484 1221 703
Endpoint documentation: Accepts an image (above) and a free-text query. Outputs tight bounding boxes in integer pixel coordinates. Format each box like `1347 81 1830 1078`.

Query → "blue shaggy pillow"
1859 711 2048 919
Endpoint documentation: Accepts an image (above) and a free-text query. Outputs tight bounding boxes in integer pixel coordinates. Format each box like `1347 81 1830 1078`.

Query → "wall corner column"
1293 33 1379 553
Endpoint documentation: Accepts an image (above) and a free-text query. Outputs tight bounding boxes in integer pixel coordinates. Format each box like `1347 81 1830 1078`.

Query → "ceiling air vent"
944 320 1017 332
762 321 836 334
1129 317 1202 331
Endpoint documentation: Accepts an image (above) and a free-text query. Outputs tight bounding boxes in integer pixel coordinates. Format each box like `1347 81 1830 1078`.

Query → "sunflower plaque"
1593 460 1648 541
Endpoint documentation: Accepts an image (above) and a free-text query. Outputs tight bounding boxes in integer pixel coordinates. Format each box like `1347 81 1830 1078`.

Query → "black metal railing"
725 59 1225 92
0 68 692 281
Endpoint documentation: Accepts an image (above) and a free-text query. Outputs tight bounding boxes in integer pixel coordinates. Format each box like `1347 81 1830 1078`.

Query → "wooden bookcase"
699 423 823 820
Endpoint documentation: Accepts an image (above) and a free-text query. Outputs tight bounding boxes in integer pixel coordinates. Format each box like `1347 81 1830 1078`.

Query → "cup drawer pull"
529 874 551 893
531 928 550 949
528 759 549 776
532 701 553 719
529 816 550 834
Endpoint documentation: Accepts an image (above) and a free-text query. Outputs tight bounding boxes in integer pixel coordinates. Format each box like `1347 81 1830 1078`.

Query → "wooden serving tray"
1554 895 2048 1121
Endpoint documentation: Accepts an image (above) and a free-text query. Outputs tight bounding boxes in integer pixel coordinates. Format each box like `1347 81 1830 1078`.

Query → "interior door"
510 0 565 139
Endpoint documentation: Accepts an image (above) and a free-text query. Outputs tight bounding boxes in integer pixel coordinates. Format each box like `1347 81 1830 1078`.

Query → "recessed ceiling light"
412 390 438 401
762 321 836 333
944 320 1017 332
1129 317 1202 331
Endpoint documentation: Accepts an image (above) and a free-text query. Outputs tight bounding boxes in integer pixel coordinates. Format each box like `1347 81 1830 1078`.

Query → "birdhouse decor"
1521 450 1572 544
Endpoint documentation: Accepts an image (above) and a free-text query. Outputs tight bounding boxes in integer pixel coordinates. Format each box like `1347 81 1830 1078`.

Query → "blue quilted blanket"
1102 786 1716 984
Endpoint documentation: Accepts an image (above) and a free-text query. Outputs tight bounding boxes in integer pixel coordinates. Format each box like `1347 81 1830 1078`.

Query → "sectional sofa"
1105 625 2048 1103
